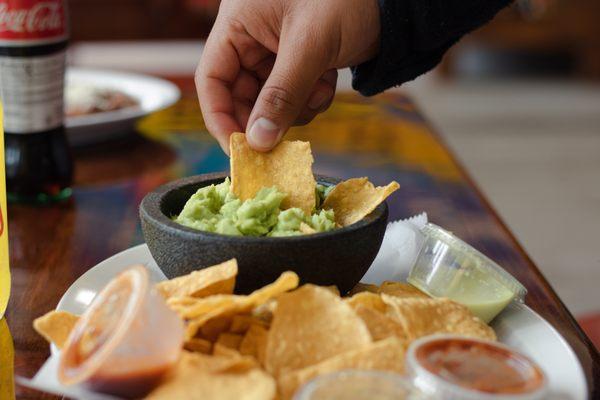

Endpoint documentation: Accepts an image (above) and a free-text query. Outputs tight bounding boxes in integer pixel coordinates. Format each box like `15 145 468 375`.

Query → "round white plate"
55 244 588 399
65 68 181 146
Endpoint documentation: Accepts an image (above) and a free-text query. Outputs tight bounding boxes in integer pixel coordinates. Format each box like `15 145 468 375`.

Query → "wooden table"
3 79 599 399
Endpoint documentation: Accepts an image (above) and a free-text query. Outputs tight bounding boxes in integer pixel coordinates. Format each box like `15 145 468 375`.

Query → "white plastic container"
58 265 184 397
406 335 548 400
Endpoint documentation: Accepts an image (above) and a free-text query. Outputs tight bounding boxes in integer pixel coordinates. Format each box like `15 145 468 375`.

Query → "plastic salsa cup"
293 369 418 400
406 335 548 400
58 265 184 398
407 223 527 323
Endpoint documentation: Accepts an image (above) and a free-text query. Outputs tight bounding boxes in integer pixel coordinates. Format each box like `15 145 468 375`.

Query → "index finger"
195 28 242 153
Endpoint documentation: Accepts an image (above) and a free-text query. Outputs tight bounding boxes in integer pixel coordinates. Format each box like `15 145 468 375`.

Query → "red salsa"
415 337 545 394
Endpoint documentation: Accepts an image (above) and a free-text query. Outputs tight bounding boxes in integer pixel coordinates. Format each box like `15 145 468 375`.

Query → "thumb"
246 32 329 151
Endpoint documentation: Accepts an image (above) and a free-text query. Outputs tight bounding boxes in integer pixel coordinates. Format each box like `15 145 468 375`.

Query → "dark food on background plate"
173 132 399 237
65 84 139 117
32 259 514 399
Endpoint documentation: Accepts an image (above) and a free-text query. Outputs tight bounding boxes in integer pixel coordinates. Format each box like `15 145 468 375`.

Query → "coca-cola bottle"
0 0 72 203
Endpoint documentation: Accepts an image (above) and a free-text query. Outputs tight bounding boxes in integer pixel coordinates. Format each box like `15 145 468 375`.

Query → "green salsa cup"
408 224 527 323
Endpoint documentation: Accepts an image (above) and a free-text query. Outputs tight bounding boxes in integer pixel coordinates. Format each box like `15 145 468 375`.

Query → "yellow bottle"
0 318 14 400
0 103 10 318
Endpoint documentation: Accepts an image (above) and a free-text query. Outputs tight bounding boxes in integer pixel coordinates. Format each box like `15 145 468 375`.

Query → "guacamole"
174 179 336 237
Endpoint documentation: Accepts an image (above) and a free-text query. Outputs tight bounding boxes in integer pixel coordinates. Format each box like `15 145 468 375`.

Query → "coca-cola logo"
0 1 66 42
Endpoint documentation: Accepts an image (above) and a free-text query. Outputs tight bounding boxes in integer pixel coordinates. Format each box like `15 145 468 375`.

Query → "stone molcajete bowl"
140 172 388 294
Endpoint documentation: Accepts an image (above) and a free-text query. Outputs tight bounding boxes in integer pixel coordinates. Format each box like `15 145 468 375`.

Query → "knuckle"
226 17 246 34
194 65 204 86
260 85 297 115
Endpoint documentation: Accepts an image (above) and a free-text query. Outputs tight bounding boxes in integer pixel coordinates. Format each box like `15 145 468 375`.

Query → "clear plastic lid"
293 370 420 400
406 335 548 400
408 223 527 323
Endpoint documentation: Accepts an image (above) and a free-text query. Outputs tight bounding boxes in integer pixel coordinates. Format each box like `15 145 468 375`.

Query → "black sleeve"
352 0 513 96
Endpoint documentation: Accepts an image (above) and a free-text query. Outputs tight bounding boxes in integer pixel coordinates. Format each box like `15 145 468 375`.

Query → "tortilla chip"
323 285 340 297
245 271 299 307
33 310 79 349
354 305 407 341
146 352 275 400
216 332 243 350
213 343 242 358
265 285 372 377
239 324 269 366
348 282 379 295
177 350 255 374
230 132 316 214
165 296 199 308
199 316 234 342
156 259 237 299
184 302 238 340
278 337 407 400
322 178 399 226
229 314 254 334
184 337 213 354
382 295 496 341
378 281 429 299
185 272 298 339
345 291 387 313
173 295 247 320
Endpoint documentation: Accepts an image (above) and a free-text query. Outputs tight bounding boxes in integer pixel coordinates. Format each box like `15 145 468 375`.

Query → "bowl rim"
140 172 389 243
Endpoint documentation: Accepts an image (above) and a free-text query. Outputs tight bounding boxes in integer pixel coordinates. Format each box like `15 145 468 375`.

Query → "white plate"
22 244 588 400
65 68 181 146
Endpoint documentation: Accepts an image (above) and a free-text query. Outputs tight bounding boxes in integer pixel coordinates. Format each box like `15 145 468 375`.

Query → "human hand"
195 0 380 153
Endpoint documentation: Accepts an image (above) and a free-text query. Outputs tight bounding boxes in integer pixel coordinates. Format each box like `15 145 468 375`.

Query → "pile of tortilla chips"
35 260 496 400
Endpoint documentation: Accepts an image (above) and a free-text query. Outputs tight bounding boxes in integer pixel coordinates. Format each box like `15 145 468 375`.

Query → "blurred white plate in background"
65 68 181 146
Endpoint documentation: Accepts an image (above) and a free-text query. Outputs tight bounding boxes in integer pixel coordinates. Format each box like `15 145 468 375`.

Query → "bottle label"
0 0 67 46
0 50 65 133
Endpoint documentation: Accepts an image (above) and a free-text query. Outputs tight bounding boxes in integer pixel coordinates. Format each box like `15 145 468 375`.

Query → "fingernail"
308 91 330 111
248 117 281 150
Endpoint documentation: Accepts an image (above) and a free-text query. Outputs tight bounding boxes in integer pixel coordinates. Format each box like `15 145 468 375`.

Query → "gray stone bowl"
139 172 388 294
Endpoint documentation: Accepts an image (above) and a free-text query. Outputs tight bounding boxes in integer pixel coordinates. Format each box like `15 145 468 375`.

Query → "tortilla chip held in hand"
230 132 316 214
